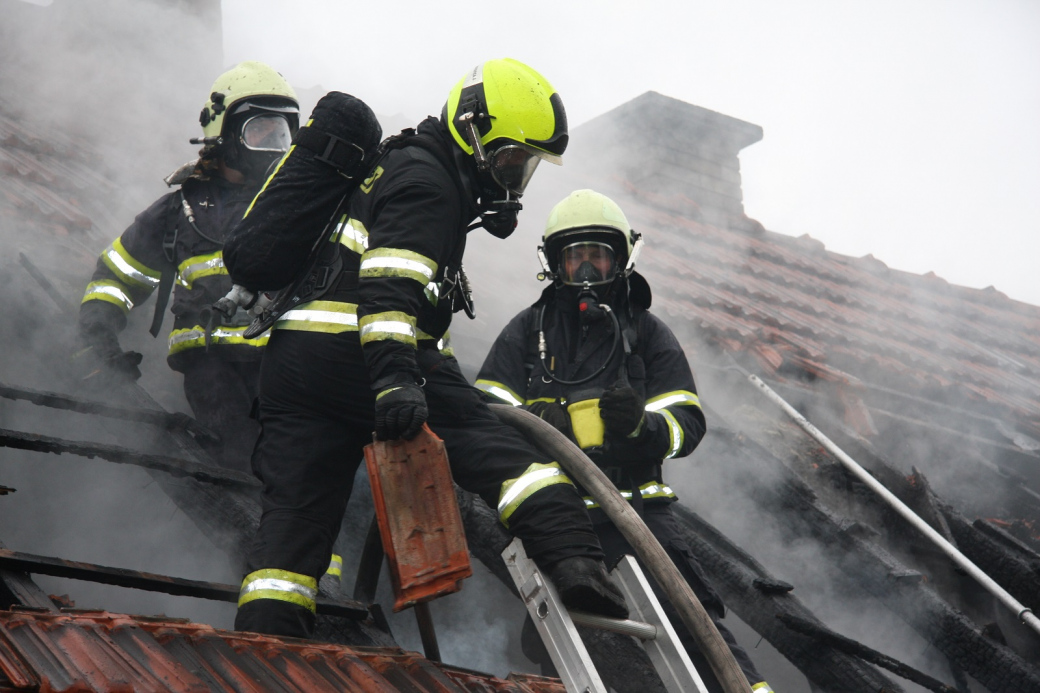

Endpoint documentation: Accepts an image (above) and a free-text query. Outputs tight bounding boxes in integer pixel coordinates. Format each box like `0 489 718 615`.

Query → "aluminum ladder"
503 537 709 693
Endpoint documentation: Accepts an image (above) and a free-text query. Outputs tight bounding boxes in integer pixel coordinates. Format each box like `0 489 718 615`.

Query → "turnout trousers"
522 505 764 691
235 330 604 638
180 358 261 474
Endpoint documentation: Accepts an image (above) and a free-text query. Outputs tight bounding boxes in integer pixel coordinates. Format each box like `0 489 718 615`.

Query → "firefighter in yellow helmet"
229 59 628 639
76 61 299 471
477 190 773 692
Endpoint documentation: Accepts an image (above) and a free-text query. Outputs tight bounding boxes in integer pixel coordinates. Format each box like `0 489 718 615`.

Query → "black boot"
549 556 629 619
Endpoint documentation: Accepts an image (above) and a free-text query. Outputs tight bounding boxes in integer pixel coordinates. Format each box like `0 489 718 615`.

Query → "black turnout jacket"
476 282 706 510
79 174 265 371
267 117 478 389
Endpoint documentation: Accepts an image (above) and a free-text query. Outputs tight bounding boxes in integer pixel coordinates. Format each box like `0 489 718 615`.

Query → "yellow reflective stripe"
424 281 440 307
101 238 161 289
525 397 555 405
645 390 701 411
177 251 225 289
82 280 133 313
498 462 574 527
326 554 343 578
417 328 454 357
359 311 417 347
168 324 270 355
583 482 676 509
335 216 369 255
660 409 683 459
244 141 298 218
360 248 438 285
238 568 317 612
475 379 523 407
275 300 359 334
751 684 774 692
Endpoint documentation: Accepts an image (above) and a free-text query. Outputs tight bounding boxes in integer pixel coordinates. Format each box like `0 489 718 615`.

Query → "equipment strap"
294 127 368 178
149 192 184 337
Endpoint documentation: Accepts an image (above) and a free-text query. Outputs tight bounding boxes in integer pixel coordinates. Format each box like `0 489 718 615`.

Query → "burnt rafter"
0 380 219 443
697 418 1040 692
0 548 368 620
0 426 259 489
671 504 904 693
777 614 959 693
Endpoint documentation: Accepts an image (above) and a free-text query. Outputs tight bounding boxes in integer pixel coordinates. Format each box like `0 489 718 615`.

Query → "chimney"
569 92 763 227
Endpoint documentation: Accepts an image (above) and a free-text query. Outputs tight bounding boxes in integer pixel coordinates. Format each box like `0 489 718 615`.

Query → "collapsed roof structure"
2 2 1040 691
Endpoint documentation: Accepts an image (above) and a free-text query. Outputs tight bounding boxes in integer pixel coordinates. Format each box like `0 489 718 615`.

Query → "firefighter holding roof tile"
476 189 771 692
228 59 628 639
76 61 299 471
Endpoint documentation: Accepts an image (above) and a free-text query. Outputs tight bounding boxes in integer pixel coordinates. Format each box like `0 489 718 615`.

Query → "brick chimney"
568 92 763 227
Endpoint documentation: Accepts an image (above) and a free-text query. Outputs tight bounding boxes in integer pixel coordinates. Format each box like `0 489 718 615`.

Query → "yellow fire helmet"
444 58 568 174
199 61 298 141
541 189 641 279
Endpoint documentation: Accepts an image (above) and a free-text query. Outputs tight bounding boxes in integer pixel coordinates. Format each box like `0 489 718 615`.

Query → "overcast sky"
223 0 1040 306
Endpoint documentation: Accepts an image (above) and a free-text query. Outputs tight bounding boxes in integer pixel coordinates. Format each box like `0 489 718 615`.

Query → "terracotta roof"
606 179 1040 431
0 103 119 239
0 608 563 693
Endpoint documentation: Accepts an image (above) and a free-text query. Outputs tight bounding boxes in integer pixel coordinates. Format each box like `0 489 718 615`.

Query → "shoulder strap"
148 192 184 338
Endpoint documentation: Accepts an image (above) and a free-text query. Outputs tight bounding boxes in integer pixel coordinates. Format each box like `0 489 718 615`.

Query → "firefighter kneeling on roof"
476 189 773 692
76 61 299 471
225 59 628 639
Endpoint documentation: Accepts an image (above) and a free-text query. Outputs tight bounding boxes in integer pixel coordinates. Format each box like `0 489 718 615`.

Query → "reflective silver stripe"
645 391 701 411
278 308 358 326
360 320 415 339
498 467 564 515
240 578 317 601
425 281 440 305
360 255 435 281
338 219 369 253
104 243 160 288
178 253 225 288
85 283 133 310
660 409 683 458
475 380 523 407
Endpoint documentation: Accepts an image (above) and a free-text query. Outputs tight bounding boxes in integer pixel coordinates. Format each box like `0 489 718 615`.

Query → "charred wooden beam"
777 614 958 693
0 426 259 489
0 541 58 613
0 381 218 443
0 548 368 619
671 504 904 693
697 422 1040 692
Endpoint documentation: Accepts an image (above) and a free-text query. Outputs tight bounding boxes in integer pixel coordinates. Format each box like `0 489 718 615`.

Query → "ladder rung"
569 610 659 640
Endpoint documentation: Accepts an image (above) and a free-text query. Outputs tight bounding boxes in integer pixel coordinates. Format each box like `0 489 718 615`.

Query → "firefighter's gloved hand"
374 382 428 440
525 401 572 438
104 350 144 381
599 386 645 438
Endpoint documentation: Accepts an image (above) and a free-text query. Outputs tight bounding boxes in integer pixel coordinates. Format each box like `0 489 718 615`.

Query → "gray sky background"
223 0 1040 306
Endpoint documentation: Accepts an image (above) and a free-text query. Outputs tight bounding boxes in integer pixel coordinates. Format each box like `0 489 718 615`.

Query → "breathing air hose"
490 403 753 693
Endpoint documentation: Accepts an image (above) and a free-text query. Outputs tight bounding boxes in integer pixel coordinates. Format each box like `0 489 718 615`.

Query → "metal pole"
748 374 1040 637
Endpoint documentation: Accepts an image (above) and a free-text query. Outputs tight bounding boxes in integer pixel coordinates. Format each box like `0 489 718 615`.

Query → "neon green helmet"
444 58 568 184
540 190 642 285
199 61 299 141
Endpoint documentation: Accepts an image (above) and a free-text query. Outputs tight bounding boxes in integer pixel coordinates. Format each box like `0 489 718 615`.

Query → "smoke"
0 0 243 628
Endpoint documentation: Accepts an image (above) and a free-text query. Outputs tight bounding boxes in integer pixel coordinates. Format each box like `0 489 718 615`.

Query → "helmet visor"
489 144 542 196
240 114 293 153
559 241 617 286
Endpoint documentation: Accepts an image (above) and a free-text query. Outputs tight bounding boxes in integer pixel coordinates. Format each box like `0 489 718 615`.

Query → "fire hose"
491 403 753 693
748 374 1040 638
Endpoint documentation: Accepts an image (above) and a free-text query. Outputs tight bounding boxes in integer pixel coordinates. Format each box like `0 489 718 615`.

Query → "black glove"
526 401 572 438
599 386 645 438
78 323 143 382
104 350 144 381
374 382 428 440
